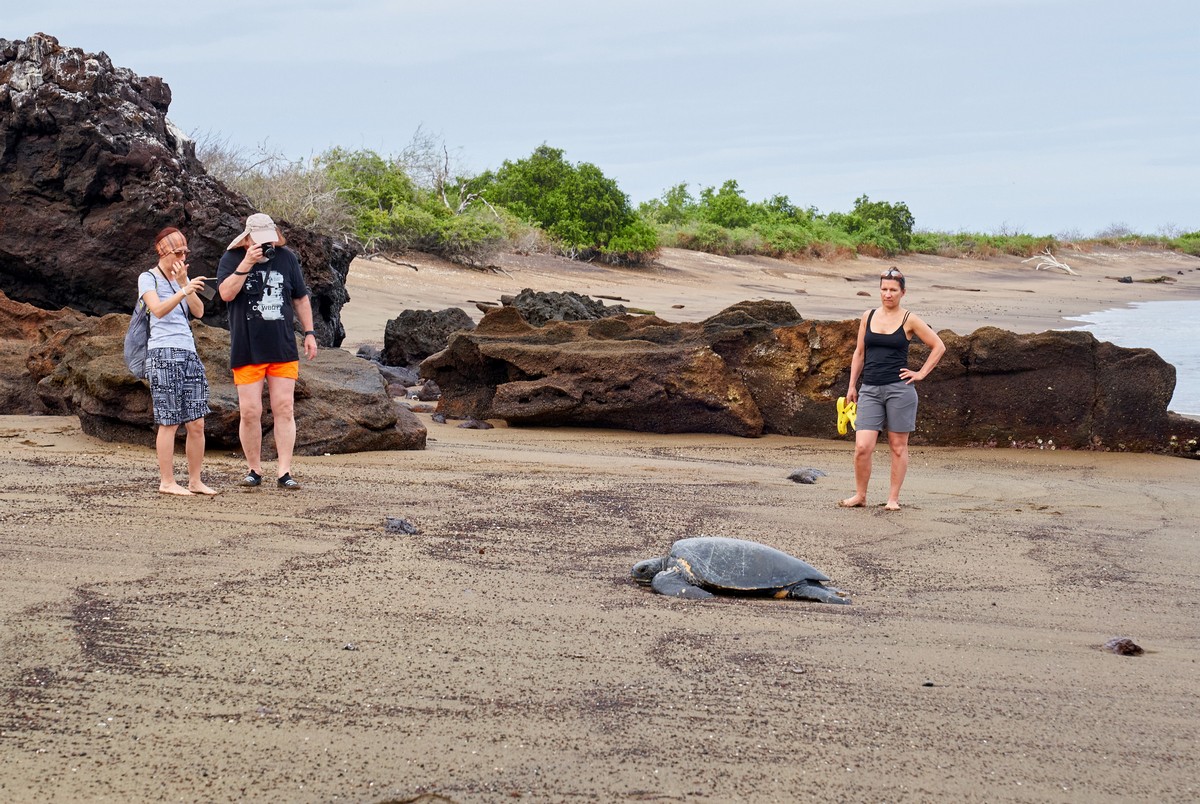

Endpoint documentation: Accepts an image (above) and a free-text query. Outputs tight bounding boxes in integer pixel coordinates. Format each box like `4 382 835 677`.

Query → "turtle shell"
670 536 830 591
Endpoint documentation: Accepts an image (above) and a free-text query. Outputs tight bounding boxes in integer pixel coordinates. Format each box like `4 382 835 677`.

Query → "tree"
698 180 756 229
481 144 639 254
639 182 696 225
850 195 915 251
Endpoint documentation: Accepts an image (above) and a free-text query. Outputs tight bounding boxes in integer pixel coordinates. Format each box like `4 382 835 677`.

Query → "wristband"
303 330 317 337
234 270 251 276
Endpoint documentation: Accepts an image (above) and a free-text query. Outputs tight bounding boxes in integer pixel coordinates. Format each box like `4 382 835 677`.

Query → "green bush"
850 195 915 251
1170 231 1200 256
480 145 656 263
601 218 661 264
319 147 507 265
639 183 696 225
850 219 902 256
908 231 1058 258
698 180 758 229
671 222 735 254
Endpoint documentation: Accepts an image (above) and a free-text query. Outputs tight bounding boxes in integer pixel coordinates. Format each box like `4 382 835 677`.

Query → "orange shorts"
232 361 299 385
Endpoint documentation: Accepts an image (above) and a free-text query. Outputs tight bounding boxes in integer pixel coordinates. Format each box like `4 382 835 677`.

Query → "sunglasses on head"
881 267 903 279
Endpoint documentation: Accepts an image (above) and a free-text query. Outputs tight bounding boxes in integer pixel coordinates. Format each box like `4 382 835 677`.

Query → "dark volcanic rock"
378 363 421 388
1102 637 1144 656
24 312 425 454
788 468 827 484
909 327 1183 451
356 344 383 362
382 307 475 367
421 304 768 437
502 288 627 326
421 299 1200 454
0 290 86 413
0 34 355 345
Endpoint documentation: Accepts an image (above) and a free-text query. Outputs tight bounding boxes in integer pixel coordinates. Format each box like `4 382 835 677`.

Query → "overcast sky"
8 0 1198 235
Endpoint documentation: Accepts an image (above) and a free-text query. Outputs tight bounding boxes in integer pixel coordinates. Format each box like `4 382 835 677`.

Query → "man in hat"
216 213 318 490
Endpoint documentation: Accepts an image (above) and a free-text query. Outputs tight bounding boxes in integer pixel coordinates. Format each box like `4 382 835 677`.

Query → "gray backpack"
123 271 154 379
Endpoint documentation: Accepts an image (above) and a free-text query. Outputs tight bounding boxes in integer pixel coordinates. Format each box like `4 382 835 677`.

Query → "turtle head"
631 557 667 585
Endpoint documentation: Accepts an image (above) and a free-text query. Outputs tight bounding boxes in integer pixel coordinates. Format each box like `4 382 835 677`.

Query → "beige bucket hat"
226 212 280 251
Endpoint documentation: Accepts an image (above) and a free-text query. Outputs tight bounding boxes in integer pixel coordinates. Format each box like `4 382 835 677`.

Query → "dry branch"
1022 248 1077 275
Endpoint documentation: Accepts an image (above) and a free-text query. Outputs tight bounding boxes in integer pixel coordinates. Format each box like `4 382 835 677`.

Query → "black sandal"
239 469 263 487
277 473 301 490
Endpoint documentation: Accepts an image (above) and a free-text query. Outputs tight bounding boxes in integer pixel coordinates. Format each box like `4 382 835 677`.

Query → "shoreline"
340 245 1200 347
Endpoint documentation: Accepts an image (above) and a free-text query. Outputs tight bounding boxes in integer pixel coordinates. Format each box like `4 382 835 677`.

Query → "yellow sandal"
836 397 857 435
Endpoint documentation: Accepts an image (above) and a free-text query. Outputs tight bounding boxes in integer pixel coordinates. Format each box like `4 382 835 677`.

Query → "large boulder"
422 299 1200 455
24 312 425 454
501 288 627 326
0 290 86 413
382 307 476 368
909 327 1185 451
0 33 355 345
421 305 770 436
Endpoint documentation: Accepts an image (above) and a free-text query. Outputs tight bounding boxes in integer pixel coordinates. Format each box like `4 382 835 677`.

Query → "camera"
260 243 276 260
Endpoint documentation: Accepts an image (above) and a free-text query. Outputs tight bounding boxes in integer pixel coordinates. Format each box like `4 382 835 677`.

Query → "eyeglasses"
881 267 903 279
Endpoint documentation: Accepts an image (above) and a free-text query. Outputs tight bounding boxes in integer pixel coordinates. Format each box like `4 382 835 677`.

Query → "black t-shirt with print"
216 246 310 369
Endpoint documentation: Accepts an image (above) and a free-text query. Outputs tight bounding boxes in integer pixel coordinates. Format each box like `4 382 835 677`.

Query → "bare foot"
188 483 218 496
158 483 193 496
838 496 866 508
883 501 901 511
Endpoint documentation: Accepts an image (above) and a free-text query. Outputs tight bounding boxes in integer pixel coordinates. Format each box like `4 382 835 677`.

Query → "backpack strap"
136 271 155 311
142 269 189 318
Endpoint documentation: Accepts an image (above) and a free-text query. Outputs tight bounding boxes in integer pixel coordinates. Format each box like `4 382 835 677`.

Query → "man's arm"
293 294 317 360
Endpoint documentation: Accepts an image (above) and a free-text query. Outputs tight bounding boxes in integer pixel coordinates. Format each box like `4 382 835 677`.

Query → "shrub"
318 147 508 266
639 183 696 225
852 195 915 251
698 180 758 229
601 218 661 264
193 132 354 240
480 145 655 263
672 222 735 255
908 231 1059 258
1171 231 1200 256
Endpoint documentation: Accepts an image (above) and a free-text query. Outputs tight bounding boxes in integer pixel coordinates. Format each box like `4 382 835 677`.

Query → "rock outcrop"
0 33 355 345
422 300 1200 455
382 307 476 367
500 289 627 326
0 290 86 413
909 327 1186 451
20 302 425 454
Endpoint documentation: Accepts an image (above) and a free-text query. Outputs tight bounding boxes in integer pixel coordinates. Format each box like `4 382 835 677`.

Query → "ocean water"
1065 300 1200 416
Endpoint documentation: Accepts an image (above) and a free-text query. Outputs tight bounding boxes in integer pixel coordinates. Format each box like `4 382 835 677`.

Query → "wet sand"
1 248 1199 802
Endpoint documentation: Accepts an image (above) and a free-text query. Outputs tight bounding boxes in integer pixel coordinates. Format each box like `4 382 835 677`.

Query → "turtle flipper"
651 568 714 599
787 580 851 604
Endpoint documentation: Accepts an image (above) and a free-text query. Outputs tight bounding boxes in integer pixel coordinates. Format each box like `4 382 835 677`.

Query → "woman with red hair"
139 228 216 495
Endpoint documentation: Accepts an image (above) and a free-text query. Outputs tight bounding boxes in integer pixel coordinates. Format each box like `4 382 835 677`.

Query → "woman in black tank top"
839 267 946 511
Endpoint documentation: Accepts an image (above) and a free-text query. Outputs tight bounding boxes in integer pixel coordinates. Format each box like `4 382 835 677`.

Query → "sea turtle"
631 536 851 604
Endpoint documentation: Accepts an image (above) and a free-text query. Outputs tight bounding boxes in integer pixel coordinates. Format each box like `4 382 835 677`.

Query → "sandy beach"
2 248 1199 802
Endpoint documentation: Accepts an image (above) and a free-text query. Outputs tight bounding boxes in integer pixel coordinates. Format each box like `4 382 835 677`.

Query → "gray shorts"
856 382 918 433
148 348 211 426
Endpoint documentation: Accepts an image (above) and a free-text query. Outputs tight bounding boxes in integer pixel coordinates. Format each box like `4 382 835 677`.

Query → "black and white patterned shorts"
148 348 212 426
